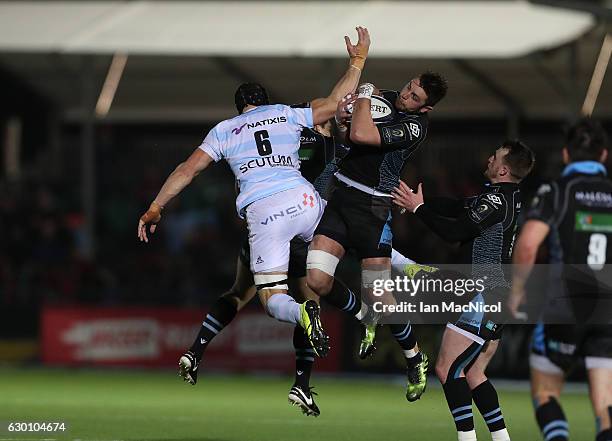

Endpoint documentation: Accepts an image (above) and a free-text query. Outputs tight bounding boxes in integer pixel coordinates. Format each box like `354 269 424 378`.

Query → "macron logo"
232 123 247 135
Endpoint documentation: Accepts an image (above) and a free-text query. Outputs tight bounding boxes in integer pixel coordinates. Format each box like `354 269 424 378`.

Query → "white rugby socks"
266 294 301 324
458 430 477 441
491 428 510 441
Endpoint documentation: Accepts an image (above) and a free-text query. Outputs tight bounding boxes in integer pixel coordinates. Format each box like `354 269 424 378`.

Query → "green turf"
0 367 595 441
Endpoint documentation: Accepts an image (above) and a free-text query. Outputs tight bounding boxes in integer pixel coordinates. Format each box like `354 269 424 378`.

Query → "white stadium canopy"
0 1 596 58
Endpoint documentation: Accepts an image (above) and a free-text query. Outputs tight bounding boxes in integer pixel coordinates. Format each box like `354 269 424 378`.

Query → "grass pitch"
0 367 595 441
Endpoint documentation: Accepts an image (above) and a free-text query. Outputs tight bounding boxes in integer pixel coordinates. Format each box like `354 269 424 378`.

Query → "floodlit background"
0 1 611 440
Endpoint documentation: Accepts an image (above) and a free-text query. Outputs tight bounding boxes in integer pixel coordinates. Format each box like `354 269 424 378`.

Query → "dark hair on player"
501 139 536 181
419 71 448 107
565 117 609 162
234 83 269 114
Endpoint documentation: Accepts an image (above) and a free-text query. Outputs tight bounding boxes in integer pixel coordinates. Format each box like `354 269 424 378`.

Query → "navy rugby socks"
293 326 314 389
189 296 237 361
535 397 569 441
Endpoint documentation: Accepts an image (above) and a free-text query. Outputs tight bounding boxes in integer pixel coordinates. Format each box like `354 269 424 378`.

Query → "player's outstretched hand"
392 181 424 213
137 201 162 243
345 26 370 66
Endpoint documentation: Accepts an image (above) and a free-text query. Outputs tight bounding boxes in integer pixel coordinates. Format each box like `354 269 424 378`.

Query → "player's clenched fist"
137 201 162 243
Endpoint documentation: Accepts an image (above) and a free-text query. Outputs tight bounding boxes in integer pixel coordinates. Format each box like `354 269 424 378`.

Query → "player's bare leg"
436 327 484 441
179 257 256 385
531 365 567 441
307 235 371 341
464 341 511 441
587 365 612 440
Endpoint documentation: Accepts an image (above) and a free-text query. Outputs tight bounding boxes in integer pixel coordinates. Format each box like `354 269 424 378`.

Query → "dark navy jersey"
417 182 521 287
291 103 344 200
526 170 612 265
526 168 612 323
298 127 335 188
338 90 429 193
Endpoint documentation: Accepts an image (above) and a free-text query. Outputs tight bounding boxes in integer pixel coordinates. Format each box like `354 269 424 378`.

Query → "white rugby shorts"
245 184 324 274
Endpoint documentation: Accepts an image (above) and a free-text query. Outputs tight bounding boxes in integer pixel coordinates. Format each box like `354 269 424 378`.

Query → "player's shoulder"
476 184 511 209
379 89 398 102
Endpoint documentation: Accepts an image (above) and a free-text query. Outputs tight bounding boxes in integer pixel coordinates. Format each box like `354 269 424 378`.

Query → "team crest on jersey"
408 122 420 138
468 197 497 223
382 124 407 144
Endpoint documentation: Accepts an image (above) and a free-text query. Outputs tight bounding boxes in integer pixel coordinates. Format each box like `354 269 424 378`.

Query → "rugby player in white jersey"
137 27 370 364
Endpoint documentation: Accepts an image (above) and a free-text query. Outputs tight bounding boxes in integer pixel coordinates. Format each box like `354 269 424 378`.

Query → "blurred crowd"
0 120 579 320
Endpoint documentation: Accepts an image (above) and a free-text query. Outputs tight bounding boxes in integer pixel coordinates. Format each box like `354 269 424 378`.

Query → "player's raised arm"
137 148 214 243
349 82 381 145
310 26 370 125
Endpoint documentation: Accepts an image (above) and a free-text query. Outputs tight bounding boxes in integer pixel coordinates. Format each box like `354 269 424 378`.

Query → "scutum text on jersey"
239 155 295 174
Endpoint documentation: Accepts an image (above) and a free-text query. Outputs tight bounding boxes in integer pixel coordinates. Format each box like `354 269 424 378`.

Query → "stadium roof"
0 1 596 58
1 1 610 121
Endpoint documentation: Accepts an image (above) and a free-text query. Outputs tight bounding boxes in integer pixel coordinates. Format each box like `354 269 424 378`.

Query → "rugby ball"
346 95 395 124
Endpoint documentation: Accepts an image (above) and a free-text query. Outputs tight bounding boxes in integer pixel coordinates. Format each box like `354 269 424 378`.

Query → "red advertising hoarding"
41 307 342 372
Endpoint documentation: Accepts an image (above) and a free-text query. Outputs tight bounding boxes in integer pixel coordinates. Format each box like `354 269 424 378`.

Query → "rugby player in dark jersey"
176 114 429 416
509 118 612 441
393 140 535 441
304 73 448 402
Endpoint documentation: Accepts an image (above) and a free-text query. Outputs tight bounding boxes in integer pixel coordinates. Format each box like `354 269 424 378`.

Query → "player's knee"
306 250 339 295
306 272 333 296
594 404 612 428
221 291 243 311
532 389 561 407
465 369 487 389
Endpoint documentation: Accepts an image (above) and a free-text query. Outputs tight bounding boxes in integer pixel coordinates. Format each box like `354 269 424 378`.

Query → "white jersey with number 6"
198 104 313 217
